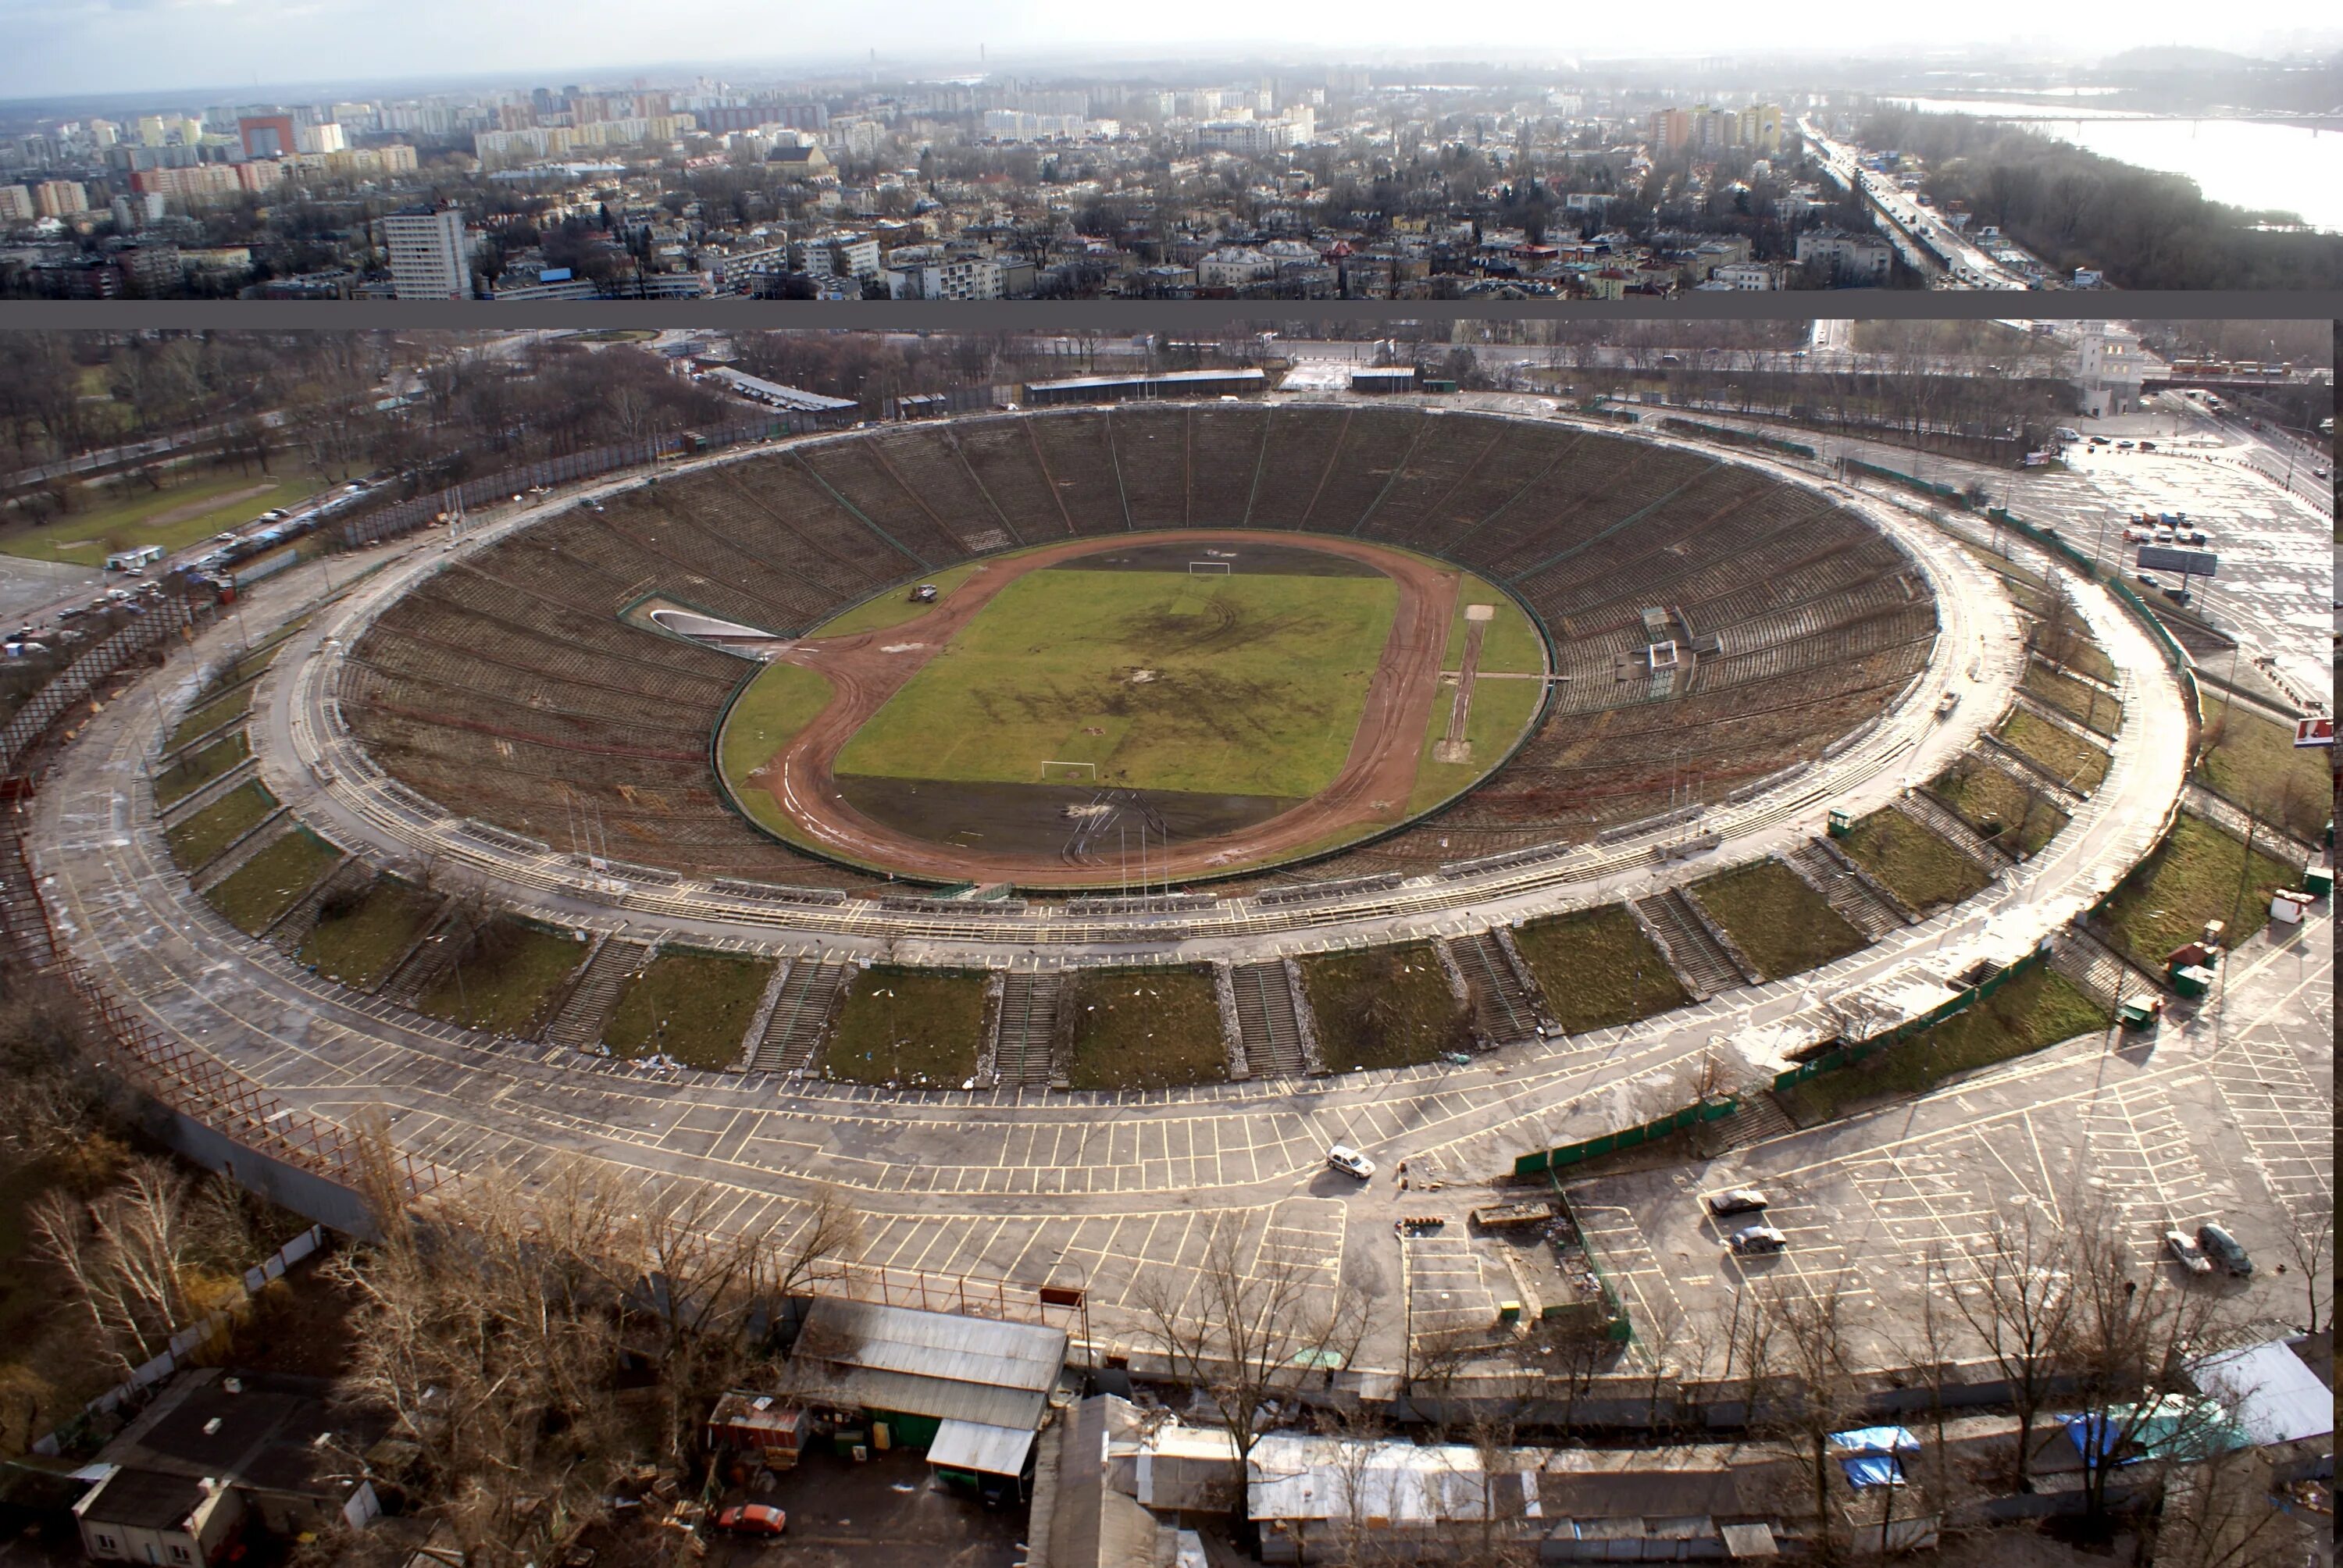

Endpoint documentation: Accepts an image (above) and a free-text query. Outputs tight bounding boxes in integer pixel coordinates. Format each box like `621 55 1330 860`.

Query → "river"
1882 97 2343 233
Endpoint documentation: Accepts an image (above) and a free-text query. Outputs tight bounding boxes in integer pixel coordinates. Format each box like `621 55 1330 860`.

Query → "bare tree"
1944 1198 2077 1489
1129 1212 1376 1531
2270 1199 2333 1335
26 1156 203 1377
1754 1280 1860 1563
2063 1210 2241 1533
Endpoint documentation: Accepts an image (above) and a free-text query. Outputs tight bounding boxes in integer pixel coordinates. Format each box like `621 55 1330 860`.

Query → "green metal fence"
1658 416 1817 460
1511 1095 1737 1178
1771 943 2051 1092
1847 458 1967 502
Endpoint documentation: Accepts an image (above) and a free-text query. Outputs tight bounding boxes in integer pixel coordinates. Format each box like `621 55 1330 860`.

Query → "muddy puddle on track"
835 775 1301 862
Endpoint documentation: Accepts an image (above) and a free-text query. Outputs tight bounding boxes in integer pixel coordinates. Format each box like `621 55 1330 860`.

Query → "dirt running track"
740 530 1468 888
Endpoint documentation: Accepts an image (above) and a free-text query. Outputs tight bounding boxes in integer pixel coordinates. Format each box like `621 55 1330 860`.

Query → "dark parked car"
1704 1188 1770 1218
2195 1224 2252 1278
709 1502 787 1537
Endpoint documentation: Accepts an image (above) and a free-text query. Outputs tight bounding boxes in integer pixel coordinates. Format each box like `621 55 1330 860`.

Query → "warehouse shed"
786 1299 1069 1492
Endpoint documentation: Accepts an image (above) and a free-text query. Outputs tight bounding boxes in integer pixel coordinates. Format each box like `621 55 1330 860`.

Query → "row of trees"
1859 109 2343 290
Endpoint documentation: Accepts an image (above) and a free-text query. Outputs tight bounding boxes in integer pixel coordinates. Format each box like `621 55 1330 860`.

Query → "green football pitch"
833 566 1399 800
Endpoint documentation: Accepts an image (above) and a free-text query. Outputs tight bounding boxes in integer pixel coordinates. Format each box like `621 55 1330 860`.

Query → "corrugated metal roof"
789 1299 1068 1431
928 1419 1037 1477
2191 1339 2334 1445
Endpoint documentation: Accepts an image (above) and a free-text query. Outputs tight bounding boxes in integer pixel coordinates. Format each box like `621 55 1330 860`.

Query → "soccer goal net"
1040 760 1099 782
1186 561 1233 576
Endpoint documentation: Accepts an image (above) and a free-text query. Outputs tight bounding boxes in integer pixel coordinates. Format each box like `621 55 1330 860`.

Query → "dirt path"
744 530 1462 887
141 481 280 532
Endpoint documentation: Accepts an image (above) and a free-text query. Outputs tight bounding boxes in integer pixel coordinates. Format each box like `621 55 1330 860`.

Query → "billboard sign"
2293 715 2334 749
2136 545 2219 578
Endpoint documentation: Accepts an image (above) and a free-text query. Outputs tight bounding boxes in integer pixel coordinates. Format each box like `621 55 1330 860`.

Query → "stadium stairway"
544 937 651 1050
992 970 1061 1087
265 857 369 951
1229 960 1307 1078
751 957 850 1075
1782 842 1906 942
1892 790 2017 876
1448 931 1544 1045
1631 890 1746 1001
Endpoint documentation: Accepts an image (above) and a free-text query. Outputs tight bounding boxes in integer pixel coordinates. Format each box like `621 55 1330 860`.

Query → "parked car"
1326 1145 1376 1181
2165 1230 2214 1276
1705 1188 1771 1218
2124 526 2152 542
2195 1224 2252 1277
2138 440 2157 450
708 1502 787 1537
1728 1225 1788 1255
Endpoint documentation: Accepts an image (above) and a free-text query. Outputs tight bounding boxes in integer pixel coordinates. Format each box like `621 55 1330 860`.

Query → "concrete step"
545 937 651 1049
1230 960 1305 1077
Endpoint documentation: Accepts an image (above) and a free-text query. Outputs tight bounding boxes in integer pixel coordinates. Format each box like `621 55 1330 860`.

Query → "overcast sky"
4 0 2338 102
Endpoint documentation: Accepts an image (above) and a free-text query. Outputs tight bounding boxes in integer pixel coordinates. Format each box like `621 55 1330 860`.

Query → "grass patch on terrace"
165 779 276 869
2102 813 2303 970
1 470 321 568
298 875 440 992
1838 809 1990 913
1998 707 2110 793
1779 967 2108 1125
1301 943 1469 1072
717 662 836 841
1927 754 2069 857
836 568 1396 800
2196 697 2330 843
167 687 253 751
1064 966 1226 1092
811 561 986 637
824 965 986 1089
414 917 587 1035
604 950 776 1070
1692 860 1867 982
153 731 248 810
1512 904 1692 1034
2022 661 2121 737
204 829 340 935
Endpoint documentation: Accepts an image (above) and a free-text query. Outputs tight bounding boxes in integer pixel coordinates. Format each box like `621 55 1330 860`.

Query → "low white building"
1196 247 1276 289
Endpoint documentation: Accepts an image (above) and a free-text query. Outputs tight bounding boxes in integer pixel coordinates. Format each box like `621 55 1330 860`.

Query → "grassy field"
2196 697 2330 842
1 469 319 567
2022 661 2122 737
1065 967 1227 1091
2102 813 2303 968
165 779 277 869
1998 708 2110 793
153 731 248 810
414 918 587 1035
167 686 254 751
1407 580 1548 814
1302 943 1468 1071
604 950 775 1069
1512 905 1691 1034
836 568 1397 799
1693 860 1867 981
718 662 836 839
1928 755 2070 856
1780 967 2107 1124
1838 809 1989 912
205 830 341 935
825 965 986 1088
298 877 441 991
811 561 987 636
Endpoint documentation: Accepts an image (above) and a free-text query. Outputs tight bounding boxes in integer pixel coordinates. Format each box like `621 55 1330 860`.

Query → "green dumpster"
2170 964 2216 1000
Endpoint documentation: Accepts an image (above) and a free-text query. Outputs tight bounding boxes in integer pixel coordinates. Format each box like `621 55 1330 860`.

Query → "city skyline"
5 4 2341 102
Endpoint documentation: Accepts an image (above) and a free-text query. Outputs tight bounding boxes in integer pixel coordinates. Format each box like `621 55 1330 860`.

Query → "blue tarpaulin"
1841 1455 1906 1488
1828 1427 1920 1456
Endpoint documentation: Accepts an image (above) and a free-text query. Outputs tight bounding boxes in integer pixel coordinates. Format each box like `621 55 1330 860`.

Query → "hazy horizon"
4 2 2339 105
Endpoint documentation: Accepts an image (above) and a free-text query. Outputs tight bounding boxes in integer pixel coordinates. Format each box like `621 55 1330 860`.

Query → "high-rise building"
1647 109 1690 157
239 115 297 159
33 180 89 219
383 206 471 299
0 185 35 222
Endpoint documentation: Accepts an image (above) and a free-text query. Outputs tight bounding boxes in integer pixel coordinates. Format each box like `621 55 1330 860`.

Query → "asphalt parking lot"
1565 907 2333 1374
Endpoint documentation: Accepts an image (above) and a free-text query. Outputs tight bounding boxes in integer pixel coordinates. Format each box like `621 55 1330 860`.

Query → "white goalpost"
1040 761 1098 782
1186 561 1232 576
